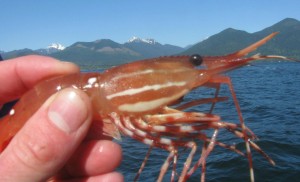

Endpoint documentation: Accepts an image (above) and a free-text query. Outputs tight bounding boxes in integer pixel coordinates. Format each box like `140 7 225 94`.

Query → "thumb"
0 88 92 181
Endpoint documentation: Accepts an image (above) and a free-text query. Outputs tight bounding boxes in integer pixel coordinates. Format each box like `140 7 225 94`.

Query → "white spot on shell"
143 138 153 145
153 125 166 132
180 125 193 132
56 85 62 91
160 138 172 145
136 129 147 137
9 109 15 116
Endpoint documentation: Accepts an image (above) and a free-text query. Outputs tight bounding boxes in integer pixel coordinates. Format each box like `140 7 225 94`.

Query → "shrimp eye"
189 54 203 66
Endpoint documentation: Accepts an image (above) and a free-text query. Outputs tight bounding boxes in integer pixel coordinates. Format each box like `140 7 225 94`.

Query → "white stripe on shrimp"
106 81 187 100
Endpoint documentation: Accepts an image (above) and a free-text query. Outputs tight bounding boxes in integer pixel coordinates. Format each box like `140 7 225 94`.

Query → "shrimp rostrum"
0 32 294 182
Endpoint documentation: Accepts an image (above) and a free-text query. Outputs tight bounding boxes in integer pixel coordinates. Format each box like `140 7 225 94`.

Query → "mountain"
182 18 300 59
253 18 300 58
182 28 253 56
51 39 142 65
51 37 184 66
128 36 157 44
2 43 65 60
36 43 65 55
48 43 65 50
1 38 183 65
124 37 183 59
2 48 38 59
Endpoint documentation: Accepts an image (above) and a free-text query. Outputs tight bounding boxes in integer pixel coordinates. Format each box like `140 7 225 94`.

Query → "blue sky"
1 0 300 52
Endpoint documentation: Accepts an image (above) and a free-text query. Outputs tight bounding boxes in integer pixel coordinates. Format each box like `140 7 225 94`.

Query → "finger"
52 172 124 182
82 172 124 182
0 55 79 103
65 140 122 177
0 88 92 182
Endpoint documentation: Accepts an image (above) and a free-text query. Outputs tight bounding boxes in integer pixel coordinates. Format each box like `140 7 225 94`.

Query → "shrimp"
0 32 293 182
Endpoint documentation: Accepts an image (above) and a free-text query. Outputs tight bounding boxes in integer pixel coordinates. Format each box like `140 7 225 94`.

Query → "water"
89 61 300 181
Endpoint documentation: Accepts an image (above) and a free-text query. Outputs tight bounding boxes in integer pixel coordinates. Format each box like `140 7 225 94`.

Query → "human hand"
0 55 123 181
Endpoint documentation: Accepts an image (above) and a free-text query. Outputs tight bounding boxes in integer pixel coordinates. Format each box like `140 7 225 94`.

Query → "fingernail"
48 89 88 134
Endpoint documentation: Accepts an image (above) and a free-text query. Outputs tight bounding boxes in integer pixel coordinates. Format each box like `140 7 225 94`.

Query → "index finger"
0 55 80 104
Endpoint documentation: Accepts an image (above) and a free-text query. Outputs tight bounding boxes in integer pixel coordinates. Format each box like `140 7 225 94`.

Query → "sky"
1 0 300 52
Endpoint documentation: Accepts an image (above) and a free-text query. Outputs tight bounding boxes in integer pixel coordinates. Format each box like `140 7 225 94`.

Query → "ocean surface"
91 61 300 182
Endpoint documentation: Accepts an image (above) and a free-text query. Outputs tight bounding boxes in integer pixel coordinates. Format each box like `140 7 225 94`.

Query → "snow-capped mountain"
36 43 65 55
47 43 65 50
128 36 157 44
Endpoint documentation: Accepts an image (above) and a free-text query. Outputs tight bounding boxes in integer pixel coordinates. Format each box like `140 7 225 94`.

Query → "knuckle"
12 129 57 170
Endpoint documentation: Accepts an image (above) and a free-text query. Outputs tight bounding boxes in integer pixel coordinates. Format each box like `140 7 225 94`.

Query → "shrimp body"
0 32 293 182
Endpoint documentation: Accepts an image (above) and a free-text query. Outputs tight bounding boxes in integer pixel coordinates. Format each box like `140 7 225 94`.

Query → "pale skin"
0 55 123 182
